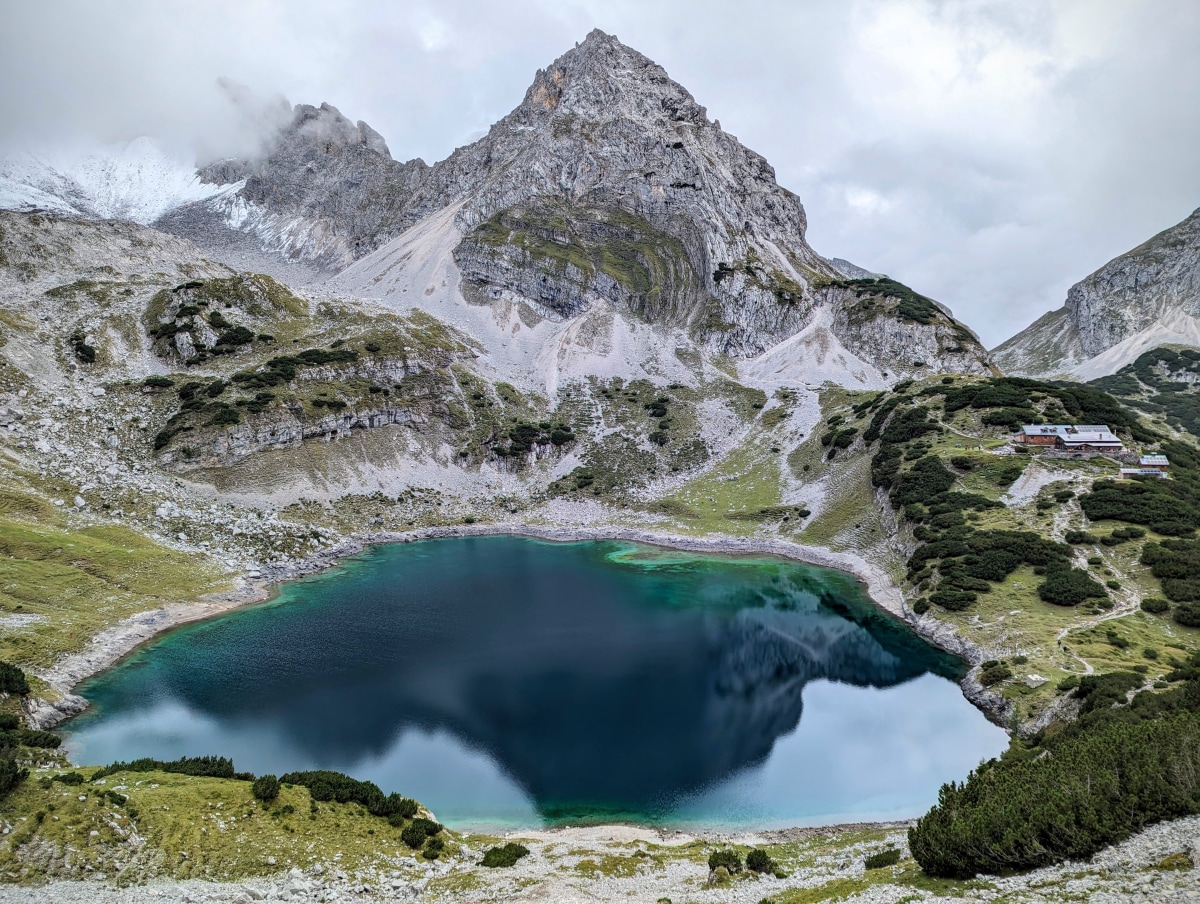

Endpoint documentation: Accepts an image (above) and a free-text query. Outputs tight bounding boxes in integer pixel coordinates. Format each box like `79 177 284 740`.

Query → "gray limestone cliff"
994 206 1200 379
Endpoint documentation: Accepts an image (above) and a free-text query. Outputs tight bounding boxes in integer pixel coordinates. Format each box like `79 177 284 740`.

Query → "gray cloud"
1 0 1198 345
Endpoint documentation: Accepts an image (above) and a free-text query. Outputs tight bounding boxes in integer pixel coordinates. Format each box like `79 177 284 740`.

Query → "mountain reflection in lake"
65 537 1008 829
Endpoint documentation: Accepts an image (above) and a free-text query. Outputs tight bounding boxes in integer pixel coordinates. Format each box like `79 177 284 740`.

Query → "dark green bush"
911 710 1200 878
1037 566 1108 607
423 836 445 859
930 589 977 611
278 770 415 821
1142 597 1170 614
891 456 956 507
912 598 930 615
981 408 1034 429
0 758 28 800
1074 672 1143 714
1106 629 1130 649
205 403 242 427
979 664 1012 687
708 849 743 873
1174 603 1200 628
481 842 530 868
215 326 255 347
0 729 60 749
231 348 358 390
401 822 428 849
0 715 17 731
93 755 237 781
1142 540 1200 603
400 815 442 848
252 774 280 802
70 331 97 363
411 816 441 836
1081 479 1198 537
864 848 901 869
746 848 775 873
0 662 30 696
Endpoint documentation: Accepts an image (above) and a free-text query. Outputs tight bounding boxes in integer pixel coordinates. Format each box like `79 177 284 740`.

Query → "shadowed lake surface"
64 536 1008 829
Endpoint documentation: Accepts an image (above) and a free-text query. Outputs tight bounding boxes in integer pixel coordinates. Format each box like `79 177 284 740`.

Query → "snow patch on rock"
0 138 232 225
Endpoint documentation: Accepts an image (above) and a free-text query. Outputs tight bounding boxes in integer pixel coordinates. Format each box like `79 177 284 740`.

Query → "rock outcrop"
188 102 430 267
994 206 1200 379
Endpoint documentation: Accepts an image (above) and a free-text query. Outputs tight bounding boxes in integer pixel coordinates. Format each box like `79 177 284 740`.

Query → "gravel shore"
2 814 1197 903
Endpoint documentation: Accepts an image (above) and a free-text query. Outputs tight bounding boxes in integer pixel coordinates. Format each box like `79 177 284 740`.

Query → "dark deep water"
64 536 1008 829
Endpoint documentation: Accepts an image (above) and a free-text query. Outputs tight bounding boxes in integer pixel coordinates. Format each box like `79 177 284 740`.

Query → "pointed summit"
512 29 708 128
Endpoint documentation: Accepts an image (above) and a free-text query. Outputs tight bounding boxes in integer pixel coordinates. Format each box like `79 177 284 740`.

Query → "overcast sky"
2 0 1198 346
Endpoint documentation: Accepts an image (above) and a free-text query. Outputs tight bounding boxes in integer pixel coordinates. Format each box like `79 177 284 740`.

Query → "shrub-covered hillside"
849 374 1200 728
910 658 1200 877
1090 346 1200 441
853 372 1200 879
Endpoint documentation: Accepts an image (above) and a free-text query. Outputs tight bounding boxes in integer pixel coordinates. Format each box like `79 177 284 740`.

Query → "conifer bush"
252 774 280 802
708 849 742 873
481 842 529 867
0 661 30 696
746 848 775 873
911 667 1200 877
864 848 901 869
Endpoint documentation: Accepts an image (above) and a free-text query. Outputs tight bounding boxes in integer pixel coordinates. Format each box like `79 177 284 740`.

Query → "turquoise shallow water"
64 536 1008 830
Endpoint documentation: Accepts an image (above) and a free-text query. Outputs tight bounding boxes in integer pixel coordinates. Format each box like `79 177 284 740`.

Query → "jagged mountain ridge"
0 30 993 388
994 206 1200 379
157 30 992 380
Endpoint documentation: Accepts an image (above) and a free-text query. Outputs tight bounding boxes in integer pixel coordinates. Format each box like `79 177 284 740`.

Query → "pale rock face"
994 207 1200 378
333 30 991 378
158 404 422 470
826 286 994 378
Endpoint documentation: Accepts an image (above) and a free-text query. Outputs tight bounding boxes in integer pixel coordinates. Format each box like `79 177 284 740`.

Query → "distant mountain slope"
0 138 234 225
994 207 1200 379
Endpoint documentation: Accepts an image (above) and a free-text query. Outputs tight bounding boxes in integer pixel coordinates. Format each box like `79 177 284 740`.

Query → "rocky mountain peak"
198 101 394 185
514 29 708 130
994 205 1200 379
289 102 393 158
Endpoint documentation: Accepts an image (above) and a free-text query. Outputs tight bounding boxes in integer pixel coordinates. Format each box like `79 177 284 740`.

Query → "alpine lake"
63 536 1008 831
